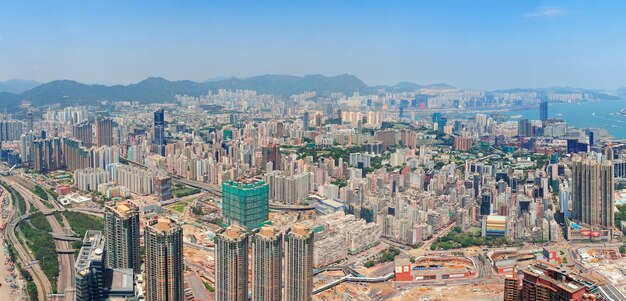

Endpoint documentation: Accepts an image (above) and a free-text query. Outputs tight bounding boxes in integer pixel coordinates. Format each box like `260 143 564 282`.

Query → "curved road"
4 189 52 301
4 175 76 301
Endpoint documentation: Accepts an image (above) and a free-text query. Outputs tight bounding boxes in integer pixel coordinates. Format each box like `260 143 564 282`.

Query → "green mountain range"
0 74 376 110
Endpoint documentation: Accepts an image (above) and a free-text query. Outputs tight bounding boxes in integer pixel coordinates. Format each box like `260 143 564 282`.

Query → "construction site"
577 247 626 293
488 249 537 274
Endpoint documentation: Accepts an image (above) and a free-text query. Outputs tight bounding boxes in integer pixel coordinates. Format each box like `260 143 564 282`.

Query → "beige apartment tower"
571 155 614 230
144 217 184 301
284 226 314 301
104 201 140 273
215 225 249 301
95 117 114 146
251 226 282 301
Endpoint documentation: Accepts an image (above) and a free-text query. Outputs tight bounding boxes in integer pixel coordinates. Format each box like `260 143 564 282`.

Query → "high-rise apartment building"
95 117 114 147
222 180 269 230
75 168 108 191
251 226 282 301
144 217 184 301
63 137 91 171
215 225 249 301
284 226 314 301
261 144 281 171
113 164 155 195
73 121 93 147
265 172 311 205
104 201 140 273
31 137 63 172
0 120 23 142
571 155 614 231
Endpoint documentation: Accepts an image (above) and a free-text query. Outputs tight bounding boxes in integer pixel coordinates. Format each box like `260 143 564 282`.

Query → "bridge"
314 265 363 277
312 273 395 294
269 202 316 211
51 233 82 241
9 208 105 239
56 249 76 254
126 158 224 196
184 241 214 252
125 159 323 211
173 177 222 197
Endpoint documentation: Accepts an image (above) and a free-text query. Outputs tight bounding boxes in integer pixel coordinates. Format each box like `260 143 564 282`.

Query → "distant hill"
0 74 372 110
376 81 456 93
0 79 42 94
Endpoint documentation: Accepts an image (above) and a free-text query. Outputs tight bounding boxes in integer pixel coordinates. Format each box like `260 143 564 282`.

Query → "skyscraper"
215 225 249 301
95 117 114 147
222 180 269 230
26 111 33 133
480 192 492 216
75 230 106 301
75 230 136 301
302 111 310 131
251 226 282 301
571 154 614 231
31 137 63 173
73 121 93 147
154 108 164 127
104 201 140 273
152 108 166 156
517 118 531 137
539 99 548 122
284 226 314 301
62 137 91 171
144 217 184 301
0 120 23 142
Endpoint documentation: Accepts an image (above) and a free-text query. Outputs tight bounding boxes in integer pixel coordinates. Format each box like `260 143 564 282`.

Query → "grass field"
168 199 193 213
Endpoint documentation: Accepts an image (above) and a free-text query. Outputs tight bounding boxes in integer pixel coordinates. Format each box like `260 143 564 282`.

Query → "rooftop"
221 225 247 240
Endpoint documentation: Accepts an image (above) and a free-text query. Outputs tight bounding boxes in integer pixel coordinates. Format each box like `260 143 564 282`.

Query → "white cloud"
523 7 567 18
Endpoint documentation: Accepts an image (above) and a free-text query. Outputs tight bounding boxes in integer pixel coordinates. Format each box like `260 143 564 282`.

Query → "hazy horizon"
2 1 626 90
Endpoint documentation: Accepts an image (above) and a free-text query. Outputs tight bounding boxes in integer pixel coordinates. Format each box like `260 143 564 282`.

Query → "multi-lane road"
4 188 52 301
3 175 76 300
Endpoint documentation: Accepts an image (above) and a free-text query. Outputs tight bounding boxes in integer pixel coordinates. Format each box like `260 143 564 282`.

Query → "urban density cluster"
0 82 625 301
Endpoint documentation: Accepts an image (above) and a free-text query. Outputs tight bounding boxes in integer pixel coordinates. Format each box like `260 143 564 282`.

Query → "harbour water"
410 98 626 139
513 99 626 139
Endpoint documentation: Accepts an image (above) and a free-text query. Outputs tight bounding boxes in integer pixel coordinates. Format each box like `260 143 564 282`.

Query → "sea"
514 99 626 139
412 98 626 139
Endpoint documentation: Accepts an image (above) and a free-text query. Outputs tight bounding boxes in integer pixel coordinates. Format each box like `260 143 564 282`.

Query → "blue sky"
1 0 626 90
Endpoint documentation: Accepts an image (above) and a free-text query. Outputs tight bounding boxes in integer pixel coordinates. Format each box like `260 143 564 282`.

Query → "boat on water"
620 108 626 116
510 114 522 118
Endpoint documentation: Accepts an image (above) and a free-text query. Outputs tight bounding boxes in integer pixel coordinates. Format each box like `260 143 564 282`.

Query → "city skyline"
2 2 626 300
3 1 626 90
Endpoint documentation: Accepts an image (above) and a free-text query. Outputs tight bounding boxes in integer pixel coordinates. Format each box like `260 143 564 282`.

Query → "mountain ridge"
0 74 378 110
0 79 43 94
